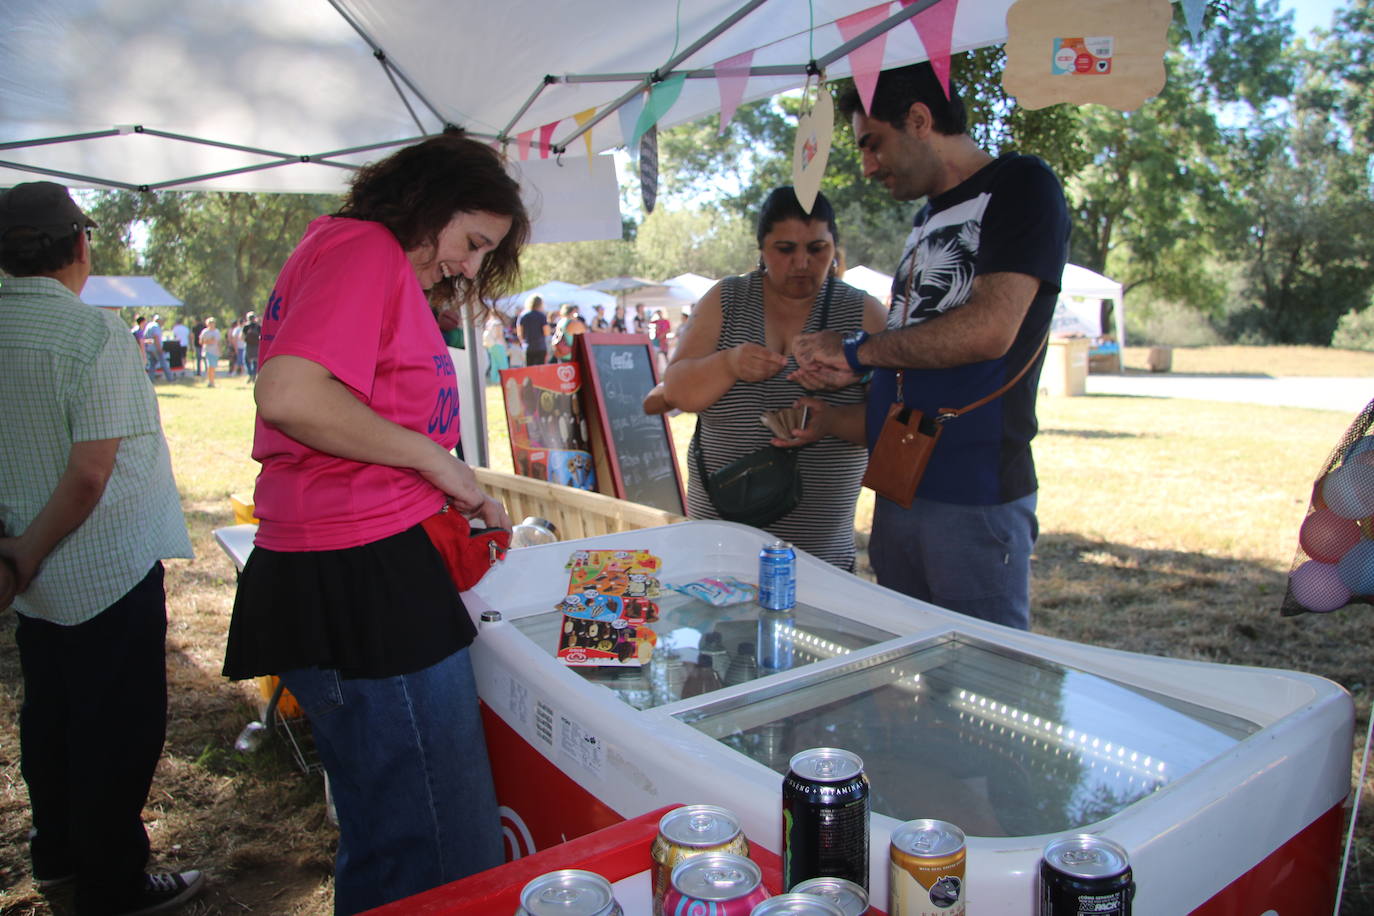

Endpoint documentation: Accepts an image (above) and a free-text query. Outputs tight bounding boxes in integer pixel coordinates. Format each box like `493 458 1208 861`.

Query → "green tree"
634 207 756 280
84 190 336 326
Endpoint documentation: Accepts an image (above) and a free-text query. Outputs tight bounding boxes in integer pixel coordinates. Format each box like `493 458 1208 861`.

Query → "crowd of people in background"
123 310 263 388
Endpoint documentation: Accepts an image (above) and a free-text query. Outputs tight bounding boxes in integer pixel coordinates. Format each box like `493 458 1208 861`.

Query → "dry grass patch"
0 352 1369 914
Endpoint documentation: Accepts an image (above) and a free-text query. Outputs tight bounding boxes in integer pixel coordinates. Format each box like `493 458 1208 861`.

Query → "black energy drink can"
1039 834 1134 916
782 747 870 891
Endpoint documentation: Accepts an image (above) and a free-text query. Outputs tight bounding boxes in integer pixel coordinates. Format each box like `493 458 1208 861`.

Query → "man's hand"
725 343 787 382
792 329 849 375
789 363 862 391
0 537 39 594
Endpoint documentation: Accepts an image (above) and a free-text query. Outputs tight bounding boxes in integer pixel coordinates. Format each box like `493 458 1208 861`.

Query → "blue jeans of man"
18 563 168 915
869 492 1038 630
280 648 502 915
145 345 173 382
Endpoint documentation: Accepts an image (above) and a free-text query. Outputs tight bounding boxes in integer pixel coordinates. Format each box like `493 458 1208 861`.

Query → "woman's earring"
757 256 766 274
829 260 838 278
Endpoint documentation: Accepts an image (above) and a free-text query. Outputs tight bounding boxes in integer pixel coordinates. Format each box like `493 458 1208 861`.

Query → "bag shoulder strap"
894 332 1049 421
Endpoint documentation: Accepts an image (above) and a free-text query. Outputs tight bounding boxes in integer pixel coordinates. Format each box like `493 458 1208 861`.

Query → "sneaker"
116 870 205 915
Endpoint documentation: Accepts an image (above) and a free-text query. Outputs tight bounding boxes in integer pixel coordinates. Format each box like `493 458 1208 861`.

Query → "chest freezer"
463 521 1352 914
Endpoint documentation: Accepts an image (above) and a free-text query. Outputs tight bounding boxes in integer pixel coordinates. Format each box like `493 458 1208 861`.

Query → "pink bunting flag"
836 3 892 115
714 48 755 135
901 0 959 99
539 120 561 159
517 128 534 161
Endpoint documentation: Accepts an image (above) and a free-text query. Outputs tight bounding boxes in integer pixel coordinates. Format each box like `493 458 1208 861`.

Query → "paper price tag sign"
1004 0 1170 110
1052 37 1114 75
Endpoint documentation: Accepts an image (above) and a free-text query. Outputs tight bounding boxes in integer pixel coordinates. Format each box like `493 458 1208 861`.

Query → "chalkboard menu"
579 333 685 515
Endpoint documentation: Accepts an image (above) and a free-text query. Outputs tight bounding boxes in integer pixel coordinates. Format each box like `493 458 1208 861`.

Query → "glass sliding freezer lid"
510 592 896 710
676 635 1262 837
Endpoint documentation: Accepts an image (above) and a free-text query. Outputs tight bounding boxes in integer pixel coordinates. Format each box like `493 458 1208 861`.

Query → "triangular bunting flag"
574 108 598 162
714 48 755 135
836 3 892 115
619 92 645 159
517 128 535 161
640 124 659 213
902 0 959 99
1182 0 1206 41
632 73 687 148
539 120 561 159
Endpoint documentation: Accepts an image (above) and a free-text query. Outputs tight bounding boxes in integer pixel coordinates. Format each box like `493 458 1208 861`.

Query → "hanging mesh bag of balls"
1284 397 1374 615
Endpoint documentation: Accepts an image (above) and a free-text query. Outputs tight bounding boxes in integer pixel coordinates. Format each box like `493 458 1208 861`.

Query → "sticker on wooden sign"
1003 0 1171 111
791 79 833 214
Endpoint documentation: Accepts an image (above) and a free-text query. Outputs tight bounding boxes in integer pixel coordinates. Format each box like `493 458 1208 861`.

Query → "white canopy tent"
843 264 896 303
80 276 183 311
1054 262 1126 351
2 0 1018 465
492 281 616 319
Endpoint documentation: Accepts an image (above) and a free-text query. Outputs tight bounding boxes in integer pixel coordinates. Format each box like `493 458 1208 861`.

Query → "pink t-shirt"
251 216 459 551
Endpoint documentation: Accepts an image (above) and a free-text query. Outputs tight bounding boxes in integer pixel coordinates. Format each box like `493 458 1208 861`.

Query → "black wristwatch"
841 330 871 373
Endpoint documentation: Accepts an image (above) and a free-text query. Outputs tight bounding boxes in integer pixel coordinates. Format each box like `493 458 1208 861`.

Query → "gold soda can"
889 819 966 916
651 804 750 916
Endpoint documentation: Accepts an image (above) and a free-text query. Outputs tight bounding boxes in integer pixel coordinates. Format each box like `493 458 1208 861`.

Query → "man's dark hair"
0 228 79 277
837 62 967 136
336 129 531 307
756 187 840 248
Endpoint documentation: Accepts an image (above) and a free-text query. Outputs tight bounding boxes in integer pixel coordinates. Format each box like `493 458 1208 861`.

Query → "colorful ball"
1299 509 1363 563
1321 461 1374 520
1337 539 1374 596
1290 560 1352 613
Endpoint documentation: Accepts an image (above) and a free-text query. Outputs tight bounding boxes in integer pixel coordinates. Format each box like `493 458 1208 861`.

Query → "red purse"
419 504 511 592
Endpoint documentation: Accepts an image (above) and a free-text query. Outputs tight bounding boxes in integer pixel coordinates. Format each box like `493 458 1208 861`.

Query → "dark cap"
0 181 98 243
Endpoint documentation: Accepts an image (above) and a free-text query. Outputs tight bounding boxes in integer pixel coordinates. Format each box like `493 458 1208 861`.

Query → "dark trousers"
525 346 546 366
18 563 169 914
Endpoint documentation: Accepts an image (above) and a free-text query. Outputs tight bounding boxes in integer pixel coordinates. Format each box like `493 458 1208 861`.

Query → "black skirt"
223 522 477 680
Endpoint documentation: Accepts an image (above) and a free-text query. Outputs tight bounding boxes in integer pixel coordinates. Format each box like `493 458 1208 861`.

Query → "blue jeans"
869 492 1038 630
145 346 173 382
280 649 502 915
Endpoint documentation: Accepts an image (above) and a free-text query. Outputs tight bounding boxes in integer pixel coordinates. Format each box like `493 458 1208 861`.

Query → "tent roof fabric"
1 0 1014 241
1061 263 1123 301
80 276 183 309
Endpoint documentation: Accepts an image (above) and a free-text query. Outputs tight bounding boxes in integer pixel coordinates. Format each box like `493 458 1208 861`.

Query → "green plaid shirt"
0 276 193 625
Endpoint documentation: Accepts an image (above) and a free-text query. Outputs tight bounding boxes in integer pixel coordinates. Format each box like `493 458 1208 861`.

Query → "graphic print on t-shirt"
890 193 992 330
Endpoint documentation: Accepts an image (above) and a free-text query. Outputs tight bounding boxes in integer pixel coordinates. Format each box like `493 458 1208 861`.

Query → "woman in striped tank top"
661 188 886 569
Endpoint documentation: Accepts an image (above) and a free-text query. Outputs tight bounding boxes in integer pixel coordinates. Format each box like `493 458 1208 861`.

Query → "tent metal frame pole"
0 128 123 152
552 0 771 153
0 159 143 192
325 0 449 130
551 0 944 153
501 78 558 144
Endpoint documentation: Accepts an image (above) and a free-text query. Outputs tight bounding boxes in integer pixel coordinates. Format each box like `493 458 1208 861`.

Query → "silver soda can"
516 869 623 916
751 893 847 915
759 540 796 610
790 876 870 916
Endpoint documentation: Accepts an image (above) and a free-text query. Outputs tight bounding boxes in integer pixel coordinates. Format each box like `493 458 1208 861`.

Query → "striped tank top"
686 272 870 569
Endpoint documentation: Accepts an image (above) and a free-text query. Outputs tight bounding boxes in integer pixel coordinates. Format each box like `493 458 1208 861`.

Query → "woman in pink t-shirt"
223 132 529 915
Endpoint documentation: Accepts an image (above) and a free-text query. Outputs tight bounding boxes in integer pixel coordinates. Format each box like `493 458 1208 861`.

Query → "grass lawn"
0 349 1370 914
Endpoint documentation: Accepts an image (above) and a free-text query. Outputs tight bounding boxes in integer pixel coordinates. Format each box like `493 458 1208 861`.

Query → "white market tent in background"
1054 262 1126 351
843 264 895 302
81 276 183 311
492 281 616 318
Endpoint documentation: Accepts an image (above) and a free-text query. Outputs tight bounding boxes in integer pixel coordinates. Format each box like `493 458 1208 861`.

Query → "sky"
1277 0 1345 36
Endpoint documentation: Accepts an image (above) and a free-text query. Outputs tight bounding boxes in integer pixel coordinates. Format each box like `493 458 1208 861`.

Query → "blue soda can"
757 608 796 671
758 540 796 611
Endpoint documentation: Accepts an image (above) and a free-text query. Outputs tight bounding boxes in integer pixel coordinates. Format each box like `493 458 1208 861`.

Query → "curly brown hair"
335 129 530 308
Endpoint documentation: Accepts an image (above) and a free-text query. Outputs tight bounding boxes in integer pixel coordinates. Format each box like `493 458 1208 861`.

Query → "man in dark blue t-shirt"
518 295 549 366
791 63 1070 630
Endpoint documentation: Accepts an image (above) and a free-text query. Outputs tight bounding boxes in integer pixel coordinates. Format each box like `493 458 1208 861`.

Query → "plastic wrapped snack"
668 576 758 607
